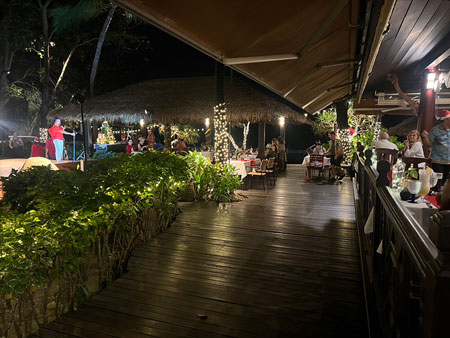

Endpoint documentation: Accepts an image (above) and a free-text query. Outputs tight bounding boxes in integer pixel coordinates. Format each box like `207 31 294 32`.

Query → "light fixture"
427 72 437 90
140 119 145 128
205 117 210 128
279 116 285 127
304 113 308 117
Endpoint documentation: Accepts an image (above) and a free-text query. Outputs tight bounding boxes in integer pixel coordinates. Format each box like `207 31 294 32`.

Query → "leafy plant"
404 167 418 180
185 151 241 202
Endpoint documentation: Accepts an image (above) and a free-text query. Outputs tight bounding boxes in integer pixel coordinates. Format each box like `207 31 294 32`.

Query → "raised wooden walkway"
33 165 367 338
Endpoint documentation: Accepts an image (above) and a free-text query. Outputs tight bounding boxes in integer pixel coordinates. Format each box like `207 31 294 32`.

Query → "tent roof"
112 0 360 114
48 76 312 125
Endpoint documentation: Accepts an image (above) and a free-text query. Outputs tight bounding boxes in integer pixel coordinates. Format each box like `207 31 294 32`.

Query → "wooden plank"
37 165 367 338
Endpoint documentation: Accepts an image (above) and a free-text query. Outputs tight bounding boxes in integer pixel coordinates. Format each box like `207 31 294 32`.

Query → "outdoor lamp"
140 119 145 128
427 72 437 90
205 118 210 128
279 116 285 127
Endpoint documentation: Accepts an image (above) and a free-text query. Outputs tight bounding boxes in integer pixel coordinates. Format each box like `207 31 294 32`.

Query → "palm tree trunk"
39 0 52 128
89 4 116 98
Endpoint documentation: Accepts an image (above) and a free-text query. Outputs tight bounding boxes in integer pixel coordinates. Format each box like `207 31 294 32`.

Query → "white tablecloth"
302 155 331 166
229 160 251 178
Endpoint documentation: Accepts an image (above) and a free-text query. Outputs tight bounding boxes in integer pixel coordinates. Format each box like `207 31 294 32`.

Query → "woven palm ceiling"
113 0 360 114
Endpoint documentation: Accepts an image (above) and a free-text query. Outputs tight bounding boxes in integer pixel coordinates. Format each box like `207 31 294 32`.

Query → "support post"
418 69 436 157
258 122 266 159
214 62 228 164
280 125 286 141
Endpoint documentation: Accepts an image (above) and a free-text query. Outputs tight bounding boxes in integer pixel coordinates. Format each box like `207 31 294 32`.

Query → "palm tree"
51 0 117 98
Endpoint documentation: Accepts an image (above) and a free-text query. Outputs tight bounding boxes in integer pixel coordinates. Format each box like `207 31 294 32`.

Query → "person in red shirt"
126 139 137 154
30 137 44 157
45 138 56 160
48 118 75 162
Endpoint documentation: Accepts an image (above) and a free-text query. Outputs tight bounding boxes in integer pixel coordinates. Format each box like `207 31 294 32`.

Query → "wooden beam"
223 54 298 65
356 0 396 102
317 58 360 69
299 0 349 57
258 122 266 159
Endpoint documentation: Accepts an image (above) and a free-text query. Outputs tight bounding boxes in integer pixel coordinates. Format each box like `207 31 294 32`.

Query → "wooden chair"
375 148 398 165
307 154 325 179
248 159 268 190
265 157 276 186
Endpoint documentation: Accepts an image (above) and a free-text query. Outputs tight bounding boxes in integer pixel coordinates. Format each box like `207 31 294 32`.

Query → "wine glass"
407 180 422 203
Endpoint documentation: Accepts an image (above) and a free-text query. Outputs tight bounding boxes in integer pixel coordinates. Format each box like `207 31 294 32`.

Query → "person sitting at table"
265 143 276 158
372 132 398 150
176 138 187 155
9 132 24 157
305 140 325 181
403 129 424 158
137 136 148 152
45 137 56 160
126 139 137 153
271 138 279 153
30 137 44 157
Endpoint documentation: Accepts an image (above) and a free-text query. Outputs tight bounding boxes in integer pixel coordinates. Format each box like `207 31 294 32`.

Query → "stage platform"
0 158 78 177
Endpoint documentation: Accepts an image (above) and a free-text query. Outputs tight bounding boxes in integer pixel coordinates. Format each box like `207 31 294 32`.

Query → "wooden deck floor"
33 165 367 338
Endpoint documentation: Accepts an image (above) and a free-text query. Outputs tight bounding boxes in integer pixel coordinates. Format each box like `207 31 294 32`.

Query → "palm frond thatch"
388 117 418 137
48 76 311 125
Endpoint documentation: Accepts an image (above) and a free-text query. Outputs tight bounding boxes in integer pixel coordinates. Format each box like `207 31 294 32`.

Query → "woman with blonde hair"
403 129 424 158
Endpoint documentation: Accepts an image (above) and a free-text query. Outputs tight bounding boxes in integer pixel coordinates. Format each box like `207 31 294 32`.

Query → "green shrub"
185 151 241 202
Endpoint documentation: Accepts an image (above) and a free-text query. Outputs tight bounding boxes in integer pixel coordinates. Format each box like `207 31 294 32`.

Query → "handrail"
362 159 440 272
354 151 450 338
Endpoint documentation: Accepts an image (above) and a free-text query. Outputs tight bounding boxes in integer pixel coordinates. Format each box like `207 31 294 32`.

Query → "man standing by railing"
48 118 75 163
421 110 450 190
326 131 344 182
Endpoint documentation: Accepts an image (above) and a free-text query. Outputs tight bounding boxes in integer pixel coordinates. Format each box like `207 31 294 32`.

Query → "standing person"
326 131 344 182
48 118 75 163
30 137 44 157
422 110 450 190
45 137 56 160
277 136 287 171
8 132 24 157
146 128 155 150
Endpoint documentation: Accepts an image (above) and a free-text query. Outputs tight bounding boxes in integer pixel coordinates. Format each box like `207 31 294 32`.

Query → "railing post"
376 160 390 187
427 211 450 337
365 149 373 167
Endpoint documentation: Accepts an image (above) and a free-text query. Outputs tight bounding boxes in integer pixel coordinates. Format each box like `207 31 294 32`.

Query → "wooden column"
92 121 98 145
258 122 266 158
280 125 286 141
419 69 436 157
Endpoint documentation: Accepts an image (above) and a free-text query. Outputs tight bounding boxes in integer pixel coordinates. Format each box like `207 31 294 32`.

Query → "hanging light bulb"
279 116 285 127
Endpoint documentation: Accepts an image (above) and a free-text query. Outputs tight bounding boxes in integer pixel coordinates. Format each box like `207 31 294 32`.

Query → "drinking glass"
407 180 422 203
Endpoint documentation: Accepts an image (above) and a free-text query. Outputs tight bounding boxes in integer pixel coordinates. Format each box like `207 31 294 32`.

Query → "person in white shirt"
403 129 424 158
372 132 398 150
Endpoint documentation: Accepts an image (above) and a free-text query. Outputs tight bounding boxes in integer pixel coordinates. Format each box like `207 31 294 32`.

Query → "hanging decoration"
39 128 48 143
338 128 352 165
242 122 250 151
214 103 229 165
227 133 240 151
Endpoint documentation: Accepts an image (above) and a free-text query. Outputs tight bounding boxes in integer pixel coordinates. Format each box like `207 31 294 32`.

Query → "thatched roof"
388 117 418 137
48 77 311 125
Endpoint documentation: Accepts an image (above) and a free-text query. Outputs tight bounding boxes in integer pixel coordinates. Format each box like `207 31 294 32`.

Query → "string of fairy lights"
213 103 229 165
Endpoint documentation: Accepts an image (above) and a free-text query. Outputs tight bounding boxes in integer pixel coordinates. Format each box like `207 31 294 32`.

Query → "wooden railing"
354 149 450 338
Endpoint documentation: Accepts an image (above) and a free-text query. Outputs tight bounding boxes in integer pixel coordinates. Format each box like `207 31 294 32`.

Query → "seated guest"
126 139 137 153
305 140 325 181
9 132 24 157
372 132 398 150
137 136 148 152
265 143 276 158
403 129 424 158
30 137 44 157
146 128 155 149
154 143 164 151
45 137 56 160
176 138 187 155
